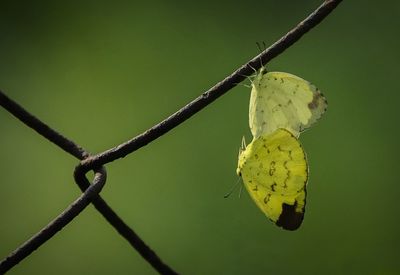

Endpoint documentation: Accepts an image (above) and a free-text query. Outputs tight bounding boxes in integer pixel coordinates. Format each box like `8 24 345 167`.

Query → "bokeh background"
1 1 399 274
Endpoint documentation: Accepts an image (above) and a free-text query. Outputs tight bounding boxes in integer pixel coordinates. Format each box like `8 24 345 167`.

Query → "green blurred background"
0 1 399 274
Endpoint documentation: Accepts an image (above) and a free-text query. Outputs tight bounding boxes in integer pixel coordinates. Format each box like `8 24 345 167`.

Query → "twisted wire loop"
0 0 342 274
0 167 107 274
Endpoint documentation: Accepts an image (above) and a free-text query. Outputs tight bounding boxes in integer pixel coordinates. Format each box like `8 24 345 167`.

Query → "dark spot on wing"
293 84 300 95
276 202 304 231
283 160 289 169
308 92 323 110
269 161 276 176
264 194 271 204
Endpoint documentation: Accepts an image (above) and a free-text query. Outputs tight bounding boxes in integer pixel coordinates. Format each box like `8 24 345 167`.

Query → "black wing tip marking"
276 202 305 231
308 90 327 110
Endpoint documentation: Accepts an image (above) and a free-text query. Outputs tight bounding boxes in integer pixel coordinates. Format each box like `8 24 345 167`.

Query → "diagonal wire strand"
0 92 88 160
73 167 179 275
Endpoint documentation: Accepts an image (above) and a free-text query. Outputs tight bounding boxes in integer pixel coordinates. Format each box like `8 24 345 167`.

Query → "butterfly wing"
249 71 327 138
237 129 308 230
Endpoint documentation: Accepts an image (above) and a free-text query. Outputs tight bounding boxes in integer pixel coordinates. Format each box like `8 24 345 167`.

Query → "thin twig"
77 0 343 174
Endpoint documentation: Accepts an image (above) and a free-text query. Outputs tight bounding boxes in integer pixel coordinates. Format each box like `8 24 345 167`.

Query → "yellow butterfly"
249 70 327 138
237 129 308 230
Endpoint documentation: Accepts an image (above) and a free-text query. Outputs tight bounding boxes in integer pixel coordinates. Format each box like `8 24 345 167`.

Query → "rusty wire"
0 0 342 274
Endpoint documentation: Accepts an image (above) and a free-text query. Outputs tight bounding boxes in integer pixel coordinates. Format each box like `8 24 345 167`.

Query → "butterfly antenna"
256 41 263 53
256 41 266 68
237 136 246 160
224 177 242 199
241 136 247 150
238 183 243 199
